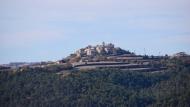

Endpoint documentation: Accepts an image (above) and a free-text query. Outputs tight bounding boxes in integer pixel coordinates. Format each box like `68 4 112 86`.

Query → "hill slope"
0 58 190 107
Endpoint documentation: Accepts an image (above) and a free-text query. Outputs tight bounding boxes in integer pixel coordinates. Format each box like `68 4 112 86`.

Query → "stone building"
75 42 117 57
85 47 96 56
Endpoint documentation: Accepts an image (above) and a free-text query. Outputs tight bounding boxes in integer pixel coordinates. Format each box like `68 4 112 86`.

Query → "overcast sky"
0 0 190 64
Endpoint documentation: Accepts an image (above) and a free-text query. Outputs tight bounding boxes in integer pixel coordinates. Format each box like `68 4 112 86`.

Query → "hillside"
52 43 169 72
0 43 190 107
0 57 190 107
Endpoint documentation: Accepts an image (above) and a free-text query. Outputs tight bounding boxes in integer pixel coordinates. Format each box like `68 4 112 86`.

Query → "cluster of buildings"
172 52 190 58
75 42 115 57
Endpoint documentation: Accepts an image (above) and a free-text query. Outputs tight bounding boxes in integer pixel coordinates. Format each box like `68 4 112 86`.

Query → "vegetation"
0 58 190 107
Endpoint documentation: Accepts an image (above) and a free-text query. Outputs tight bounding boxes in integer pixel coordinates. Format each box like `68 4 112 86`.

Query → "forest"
0 58 190 107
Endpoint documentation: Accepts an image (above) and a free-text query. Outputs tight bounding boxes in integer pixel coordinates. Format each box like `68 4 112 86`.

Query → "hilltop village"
64 42 133 63
1 42 190 72
53 42 188 71
75 42 129 57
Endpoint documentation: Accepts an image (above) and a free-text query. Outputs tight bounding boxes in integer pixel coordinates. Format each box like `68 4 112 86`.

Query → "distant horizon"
1 0 190 64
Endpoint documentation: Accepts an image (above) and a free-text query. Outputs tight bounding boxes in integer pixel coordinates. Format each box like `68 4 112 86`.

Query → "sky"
0 0 190 64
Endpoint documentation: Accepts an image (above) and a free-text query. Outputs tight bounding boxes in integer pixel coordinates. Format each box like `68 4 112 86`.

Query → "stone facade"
75 42 115 57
